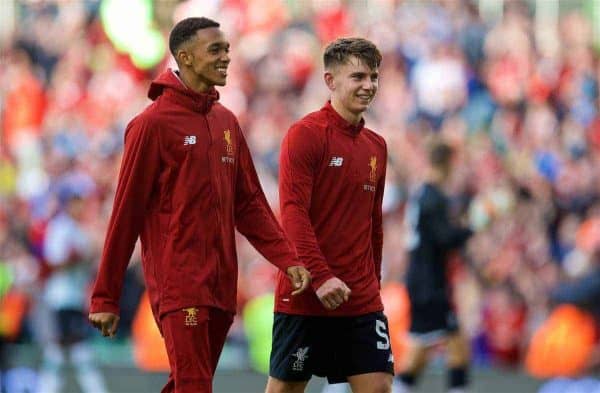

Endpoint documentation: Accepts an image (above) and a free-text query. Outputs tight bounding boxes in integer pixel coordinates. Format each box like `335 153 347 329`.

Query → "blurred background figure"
394 141 473 393
1 0 600 391
38 183 107 393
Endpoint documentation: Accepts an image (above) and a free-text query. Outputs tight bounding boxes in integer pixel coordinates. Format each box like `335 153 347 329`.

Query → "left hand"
286 266 311 296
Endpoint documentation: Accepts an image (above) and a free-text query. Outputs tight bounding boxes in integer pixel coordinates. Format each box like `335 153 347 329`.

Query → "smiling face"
325 55 379 118
176 27 230 90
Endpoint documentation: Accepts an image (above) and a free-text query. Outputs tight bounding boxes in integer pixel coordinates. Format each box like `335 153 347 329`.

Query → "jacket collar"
147 69 219 114
321 101 365 136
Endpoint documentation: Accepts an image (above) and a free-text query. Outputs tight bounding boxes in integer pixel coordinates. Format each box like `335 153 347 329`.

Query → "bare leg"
265 376 309 393
347 372 392 393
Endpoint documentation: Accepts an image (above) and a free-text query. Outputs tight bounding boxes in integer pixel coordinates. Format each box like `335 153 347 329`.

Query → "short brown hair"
323 38 382 70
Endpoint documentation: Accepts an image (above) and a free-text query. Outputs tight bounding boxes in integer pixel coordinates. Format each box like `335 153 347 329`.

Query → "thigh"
269 313 325 382
160 307 214 393
265 376 309 393
335 312 394 383
347 372 392 393
208 308 234 374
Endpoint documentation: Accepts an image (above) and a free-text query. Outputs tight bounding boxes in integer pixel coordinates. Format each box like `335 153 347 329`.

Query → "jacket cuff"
277 255 306 272
310 271 336 292
89 298 120 315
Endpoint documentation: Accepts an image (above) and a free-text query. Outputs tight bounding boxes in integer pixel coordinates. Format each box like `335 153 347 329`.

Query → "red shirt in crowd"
275 102 387 316
90 69 300 320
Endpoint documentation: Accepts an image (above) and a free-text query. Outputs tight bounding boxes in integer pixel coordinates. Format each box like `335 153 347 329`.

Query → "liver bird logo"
293 347 309 362
224 130 233 155
369 156 377 182
183 307 198 326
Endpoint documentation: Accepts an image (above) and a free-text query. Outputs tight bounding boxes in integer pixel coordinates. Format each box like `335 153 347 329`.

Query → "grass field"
7 343 543 392
53 367 541 393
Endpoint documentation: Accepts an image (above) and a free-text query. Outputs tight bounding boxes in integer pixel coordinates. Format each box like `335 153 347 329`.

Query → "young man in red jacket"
87 17 310 393
266 38 393 393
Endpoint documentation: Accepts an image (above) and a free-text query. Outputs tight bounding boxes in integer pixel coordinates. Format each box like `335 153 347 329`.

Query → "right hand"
315 277 351 310
286 265 312 296
89 312 120 338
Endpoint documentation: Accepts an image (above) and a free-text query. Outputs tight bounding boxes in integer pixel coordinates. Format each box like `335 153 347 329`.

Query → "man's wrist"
89 299 120 316
311 273 335 292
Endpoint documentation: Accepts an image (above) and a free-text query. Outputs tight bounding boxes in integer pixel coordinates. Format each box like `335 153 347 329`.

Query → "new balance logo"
292 347 309 371
184 136 196 145
329 157 344 167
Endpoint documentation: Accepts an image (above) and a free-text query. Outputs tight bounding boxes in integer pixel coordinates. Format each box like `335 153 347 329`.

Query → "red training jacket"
90 69 300 319
275 101 387 316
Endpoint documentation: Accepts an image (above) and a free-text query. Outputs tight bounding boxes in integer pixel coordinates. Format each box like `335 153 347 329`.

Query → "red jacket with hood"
275 102 386 316
90 69 300 319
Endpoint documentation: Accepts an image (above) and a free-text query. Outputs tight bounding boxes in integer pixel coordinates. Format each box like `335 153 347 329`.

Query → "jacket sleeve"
372 144 387 285
279 123 335 291
421 192 472 252
90 116 160 315
234 127 301 272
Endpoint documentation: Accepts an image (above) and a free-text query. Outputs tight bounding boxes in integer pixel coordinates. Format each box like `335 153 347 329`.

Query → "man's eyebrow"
208 42 230 49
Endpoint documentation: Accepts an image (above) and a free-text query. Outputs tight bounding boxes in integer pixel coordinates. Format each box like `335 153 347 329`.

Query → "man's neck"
177 69 211 94
330 98 363 126
426 168 446 187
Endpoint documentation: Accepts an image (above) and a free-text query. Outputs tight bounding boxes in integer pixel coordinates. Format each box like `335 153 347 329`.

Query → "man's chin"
354 103 369 113
214 78 227 86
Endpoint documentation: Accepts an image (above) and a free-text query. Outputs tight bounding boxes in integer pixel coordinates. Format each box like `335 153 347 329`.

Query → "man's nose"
363 79 375 91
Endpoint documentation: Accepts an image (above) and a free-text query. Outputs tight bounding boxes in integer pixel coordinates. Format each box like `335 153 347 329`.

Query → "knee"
447 350 469 368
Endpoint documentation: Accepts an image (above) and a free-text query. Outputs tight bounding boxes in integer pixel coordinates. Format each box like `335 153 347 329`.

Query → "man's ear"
324 71 336 91
177 49 192 67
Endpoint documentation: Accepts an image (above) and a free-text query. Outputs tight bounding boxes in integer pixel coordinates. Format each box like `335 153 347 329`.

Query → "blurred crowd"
2 0 600 388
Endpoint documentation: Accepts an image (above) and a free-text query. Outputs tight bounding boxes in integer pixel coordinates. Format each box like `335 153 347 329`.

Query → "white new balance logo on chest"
329 157 344 167
184 136 196 145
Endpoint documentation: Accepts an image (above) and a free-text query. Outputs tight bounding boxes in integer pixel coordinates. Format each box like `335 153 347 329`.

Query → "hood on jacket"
148 69 219 113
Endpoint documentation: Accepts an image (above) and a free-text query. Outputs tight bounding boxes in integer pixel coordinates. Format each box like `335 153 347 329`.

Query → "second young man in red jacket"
267 38 393 393
87 17 310 393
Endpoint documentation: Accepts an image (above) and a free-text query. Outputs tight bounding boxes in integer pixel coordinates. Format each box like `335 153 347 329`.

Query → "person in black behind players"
393 141 473 393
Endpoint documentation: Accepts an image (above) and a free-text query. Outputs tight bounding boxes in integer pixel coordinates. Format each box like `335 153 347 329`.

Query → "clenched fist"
316 277 351 310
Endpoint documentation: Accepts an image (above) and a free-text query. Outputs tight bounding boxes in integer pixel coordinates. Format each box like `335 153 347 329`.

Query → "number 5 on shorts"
375 319 390 350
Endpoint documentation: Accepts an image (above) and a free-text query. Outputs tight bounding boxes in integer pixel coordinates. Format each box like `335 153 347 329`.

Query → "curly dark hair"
323 38 382 70
169 17 220 57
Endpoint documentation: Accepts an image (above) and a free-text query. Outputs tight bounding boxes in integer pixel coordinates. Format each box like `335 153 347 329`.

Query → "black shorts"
409 301 459 344
269 311 394 384
56 309 90 345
